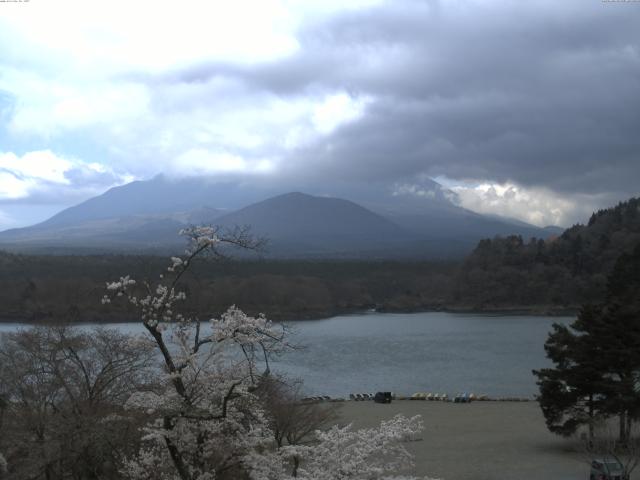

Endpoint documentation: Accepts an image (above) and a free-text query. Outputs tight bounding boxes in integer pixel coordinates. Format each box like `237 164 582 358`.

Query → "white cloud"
0 0 388 81
312 93 371 134
1 41 374 175
2 71 150 137
0 0 378 169
95 85 372 178
0 150 73 185
172 149 274 176
392 183 436 199
0 171 33 200
0 150 133 204
445 179 599 227
0 1 299 75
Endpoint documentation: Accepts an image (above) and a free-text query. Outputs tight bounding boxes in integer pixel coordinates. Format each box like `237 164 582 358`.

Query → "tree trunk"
292 456 300 478
619 411 628 444
164 416 192 480
588 394 595 441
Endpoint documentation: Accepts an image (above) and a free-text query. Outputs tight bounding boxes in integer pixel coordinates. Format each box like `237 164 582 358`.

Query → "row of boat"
350 392 532 402
349 393 376 401
301 393 533 403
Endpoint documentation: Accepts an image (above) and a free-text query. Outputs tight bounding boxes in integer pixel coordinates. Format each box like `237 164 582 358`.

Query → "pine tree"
534 244 640 442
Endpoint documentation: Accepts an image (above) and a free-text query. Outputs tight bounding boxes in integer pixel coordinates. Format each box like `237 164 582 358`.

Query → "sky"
0 0 639 230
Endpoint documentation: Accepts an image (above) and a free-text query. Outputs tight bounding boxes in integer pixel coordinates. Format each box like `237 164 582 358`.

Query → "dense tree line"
455 197 640 310
0 253 456 323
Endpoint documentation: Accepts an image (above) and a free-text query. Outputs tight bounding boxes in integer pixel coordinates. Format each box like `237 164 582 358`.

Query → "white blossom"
167 257 184 272
106 275 136 291
124 391 165 414
279 415 430 480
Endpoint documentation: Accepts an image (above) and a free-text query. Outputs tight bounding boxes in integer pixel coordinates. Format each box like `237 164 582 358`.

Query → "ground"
337 400 602 480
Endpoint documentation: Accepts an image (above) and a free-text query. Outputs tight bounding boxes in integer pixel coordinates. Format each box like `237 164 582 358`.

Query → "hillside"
453 197 640 310
214 192 419 258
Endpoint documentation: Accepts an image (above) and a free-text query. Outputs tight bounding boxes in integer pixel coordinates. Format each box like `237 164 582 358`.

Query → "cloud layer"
0 150 132 205
0 0 638 229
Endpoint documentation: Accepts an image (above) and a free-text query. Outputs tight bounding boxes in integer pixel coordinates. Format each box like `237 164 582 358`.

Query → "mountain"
368 197 563 255
36 175 269 228
384 206 551 254
0 175 261 253
213 192 418 257
0 176 561 258
347 177 563 254
0 190 419 256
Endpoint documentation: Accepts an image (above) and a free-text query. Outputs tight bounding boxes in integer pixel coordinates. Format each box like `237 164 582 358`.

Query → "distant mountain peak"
0 176 565 258
269 191 314 200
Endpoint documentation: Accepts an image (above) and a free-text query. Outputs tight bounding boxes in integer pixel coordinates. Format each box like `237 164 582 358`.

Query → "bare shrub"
0 326 156 480
578 419 640 480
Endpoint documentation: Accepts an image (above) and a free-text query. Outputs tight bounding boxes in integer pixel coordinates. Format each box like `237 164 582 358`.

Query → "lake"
0 311 572 398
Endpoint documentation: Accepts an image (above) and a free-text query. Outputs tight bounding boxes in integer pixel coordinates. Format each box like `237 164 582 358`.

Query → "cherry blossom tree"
104 227 289 480
105 226 437 480
279 414 426 480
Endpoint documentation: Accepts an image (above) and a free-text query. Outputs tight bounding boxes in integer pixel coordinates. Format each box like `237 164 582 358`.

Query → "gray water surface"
1 311 571 398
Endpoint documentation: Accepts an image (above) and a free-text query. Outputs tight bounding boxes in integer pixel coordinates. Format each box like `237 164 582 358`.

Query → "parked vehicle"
454 393 470 403
374 392 392 404
590 458 625 480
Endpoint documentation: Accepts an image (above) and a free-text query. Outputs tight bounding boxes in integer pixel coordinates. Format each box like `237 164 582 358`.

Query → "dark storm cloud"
168 0 640 197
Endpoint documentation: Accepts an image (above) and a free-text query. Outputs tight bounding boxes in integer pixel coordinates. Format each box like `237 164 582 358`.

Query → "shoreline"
0 305 577 325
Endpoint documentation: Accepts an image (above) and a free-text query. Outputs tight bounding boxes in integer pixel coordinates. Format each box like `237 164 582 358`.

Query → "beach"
337 400 592 480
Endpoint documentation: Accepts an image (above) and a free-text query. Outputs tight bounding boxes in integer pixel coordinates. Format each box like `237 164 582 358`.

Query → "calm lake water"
0 311 572 398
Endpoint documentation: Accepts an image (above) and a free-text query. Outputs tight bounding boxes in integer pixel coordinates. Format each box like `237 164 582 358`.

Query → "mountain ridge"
0 177 562 258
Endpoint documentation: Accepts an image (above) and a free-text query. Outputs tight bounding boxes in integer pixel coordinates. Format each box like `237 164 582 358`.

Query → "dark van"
374 392 392 404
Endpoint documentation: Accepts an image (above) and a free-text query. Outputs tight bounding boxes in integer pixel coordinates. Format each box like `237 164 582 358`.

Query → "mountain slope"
454 197 640 309
378 203 558 255
351 178 561 252
214 192 417 257
0 191 419 257
0 175 562 257
37 175 270 228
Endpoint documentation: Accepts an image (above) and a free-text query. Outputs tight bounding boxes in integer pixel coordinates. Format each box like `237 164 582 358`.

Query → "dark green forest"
455 197 640 311
0 254 456 322
1 197 639 323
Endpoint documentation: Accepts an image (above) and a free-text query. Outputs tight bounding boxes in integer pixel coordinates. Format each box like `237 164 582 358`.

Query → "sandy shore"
336 400 595 480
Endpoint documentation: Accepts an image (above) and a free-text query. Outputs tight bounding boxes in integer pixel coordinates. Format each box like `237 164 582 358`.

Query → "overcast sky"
0 0 638 229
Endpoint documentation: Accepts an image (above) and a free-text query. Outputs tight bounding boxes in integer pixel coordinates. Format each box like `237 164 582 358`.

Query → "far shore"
336 400 591 480
0 305 577 325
